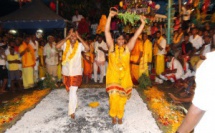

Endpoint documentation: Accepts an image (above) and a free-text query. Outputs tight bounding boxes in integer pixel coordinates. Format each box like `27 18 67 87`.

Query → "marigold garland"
114 45 126 81
62 40 79 65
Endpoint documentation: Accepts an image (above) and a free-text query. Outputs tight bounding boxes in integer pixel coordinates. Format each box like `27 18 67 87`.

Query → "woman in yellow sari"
105 9 146 124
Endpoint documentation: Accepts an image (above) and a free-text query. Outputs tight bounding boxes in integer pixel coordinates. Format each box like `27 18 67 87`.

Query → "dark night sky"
0 0 19 17
0 0 168 18
0 0 214 18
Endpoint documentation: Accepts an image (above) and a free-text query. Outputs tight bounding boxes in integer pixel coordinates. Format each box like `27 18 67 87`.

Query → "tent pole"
179 0 182 22
64 27 67 38
56 0 59 15
167 0 172 44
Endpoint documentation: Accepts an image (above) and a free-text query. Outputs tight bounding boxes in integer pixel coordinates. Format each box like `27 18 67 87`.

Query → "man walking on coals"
105 9 146 124
56 27 89 119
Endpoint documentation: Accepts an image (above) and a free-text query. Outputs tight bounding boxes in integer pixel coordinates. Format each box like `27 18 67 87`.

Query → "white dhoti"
34 61 39 83
93 62 105 83
68 86 78 115
157 73 180 83
181 70 195 80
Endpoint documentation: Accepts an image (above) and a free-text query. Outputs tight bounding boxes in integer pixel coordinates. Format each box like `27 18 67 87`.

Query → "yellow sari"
106 45 133 97
106 45 133 119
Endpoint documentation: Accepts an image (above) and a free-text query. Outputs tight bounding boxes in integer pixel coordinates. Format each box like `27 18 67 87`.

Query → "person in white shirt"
176 51 215 133
93 35 108 83
189 28 204 69
181 62 195 80
154 31 167 75
72 10 83 27
30 35 39 83
155 52 184 84
199 35 211 60
0 47 8 94
43 36 58 79
189 28 203 51
56 28 89 119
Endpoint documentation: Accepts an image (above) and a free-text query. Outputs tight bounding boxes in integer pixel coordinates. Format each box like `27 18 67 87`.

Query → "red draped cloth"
63 75 82 92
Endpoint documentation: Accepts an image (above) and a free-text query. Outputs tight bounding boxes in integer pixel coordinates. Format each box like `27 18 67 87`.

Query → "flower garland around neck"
62 40 79 65
173 32 183 44
114 44 126 81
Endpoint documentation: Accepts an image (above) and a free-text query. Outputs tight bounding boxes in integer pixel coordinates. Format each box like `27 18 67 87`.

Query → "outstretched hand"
109 7 118 18
139 15 146 25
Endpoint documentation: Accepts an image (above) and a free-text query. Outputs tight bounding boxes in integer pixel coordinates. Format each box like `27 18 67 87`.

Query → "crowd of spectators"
1 9 215 107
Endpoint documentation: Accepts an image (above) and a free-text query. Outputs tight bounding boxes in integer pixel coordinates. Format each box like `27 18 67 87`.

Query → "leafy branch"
117 12 140 25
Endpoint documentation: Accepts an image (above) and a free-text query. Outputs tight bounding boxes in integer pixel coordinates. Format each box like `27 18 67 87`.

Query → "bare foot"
112 117 117 124
71 113 75 119
118 119 122 124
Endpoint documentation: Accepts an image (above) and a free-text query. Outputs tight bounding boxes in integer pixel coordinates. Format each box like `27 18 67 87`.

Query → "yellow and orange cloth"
153 36 164 56
62 40 78 65
130 39 143 84
19 42 35 68
83 43 94 78
106 45 133 119
109 93 127 119
106 45 133 98
7 54 20 71
38 46 45 78
83 54 93 78
153 37 165 75
155 55 165 75
139 39 152 76
22 67 34 89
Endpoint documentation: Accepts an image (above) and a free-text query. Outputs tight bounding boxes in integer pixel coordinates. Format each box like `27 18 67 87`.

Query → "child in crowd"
7 47 22 92
93 34 108 83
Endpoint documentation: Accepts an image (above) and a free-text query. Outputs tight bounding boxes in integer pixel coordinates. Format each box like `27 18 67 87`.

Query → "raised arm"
176 104 205 133
76 31 90 52
127 16 146 51
56 29 73 49
105 10 117 48
19 47 28 57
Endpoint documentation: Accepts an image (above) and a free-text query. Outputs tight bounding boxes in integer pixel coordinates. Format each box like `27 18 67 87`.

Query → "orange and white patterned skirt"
63 75 82 91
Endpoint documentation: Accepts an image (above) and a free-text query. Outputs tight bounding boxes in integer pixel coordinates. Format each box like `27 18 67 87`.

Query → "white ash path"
6 88 161 133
